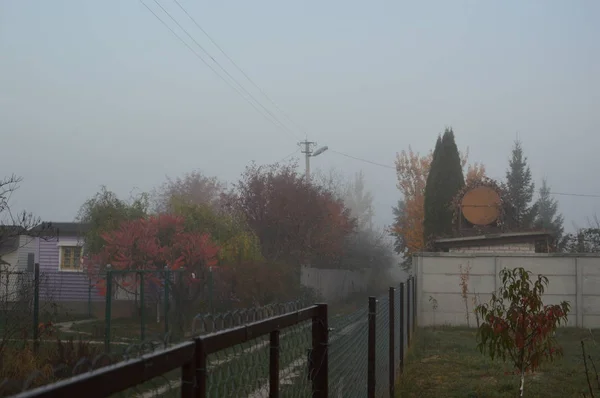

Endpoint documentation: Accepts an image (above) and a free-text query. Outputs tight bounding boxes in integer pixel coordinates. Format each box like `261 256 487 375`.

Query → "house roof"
434 231 553 249
31 222 91 237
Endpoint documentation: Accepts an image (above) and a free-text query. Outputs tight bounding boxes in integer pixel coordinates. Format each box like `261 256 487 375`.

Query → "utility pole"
298 140 328 180
299 140 316 179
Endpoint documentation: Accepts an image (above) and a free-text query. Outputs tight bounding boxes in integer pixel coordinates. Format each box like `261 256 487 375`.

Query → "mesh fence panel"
328 305 369 397
394 287 401 373
204 320 313 397
375 294 390 398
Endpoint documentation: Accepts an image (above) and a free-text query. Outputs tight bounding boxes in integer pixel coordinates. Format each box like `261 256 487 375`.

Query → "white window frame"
57 242 84 273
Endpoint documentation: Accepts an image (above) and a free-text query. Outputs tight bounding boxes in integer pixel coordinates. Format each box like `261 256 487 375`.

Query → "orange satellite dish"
460 186 501 226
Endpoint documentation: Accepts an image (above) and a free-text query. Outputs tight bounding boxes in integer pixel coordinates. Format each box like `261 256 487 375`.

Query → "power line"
549 192 600 198
150 0 300 140
275 149 300 164
330 150 600 199
329 149 396 169
172 0 308 137
140 0 300 140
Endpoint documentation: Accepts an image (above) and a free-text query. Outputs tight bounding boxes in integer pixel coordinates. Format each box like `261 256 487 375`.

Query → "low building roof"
434 231 553 250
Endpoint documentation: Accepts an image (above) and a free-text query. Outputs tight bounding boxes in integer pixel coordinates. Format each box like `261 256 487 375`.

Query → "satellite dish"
461 186 501 226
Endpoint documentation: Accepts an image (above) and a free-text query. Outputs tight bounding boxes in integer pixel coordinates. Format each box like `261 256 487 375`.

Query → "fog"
1 1 598 231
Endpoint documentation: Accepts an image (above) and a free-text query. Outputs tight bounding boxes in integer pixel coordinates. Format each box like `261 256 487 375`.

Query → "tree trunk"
519 370 525 397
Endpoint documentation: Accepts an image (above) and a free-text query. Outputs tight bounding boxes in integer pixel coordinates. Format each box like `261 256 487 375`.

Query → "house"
34 222 152 318
0 228 38 302
34 222 94 307
3 222 175 318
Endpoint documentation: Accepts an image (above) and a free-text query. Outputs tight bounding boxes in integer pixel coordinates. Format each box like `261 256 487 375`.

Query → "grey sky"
1 1 598 231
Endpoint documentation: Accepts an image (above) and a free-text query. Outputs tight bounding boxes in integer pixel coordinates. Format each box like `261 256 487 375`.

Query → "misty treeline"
75 161 395 309
391 129 597 269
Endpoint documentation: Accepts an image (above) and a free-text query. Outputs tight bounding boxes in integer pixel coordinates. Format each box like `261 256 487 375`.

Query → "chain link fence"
8 276 418 397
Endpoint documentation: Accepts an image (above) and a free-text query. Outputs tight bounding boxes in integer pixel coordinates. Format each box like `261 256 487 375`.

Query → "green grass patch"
396 326 600 398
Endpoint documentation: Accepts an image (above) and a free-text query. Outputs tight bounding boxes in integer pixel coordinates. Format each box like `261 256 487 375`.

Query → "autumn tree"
466 162 487 184
505 140 538 230
392 135 483 266
85 214 219 332
391 200 406 256
170 199 262 265
313 168 374 230
152 171 225 213
77 186 149 255
228 161 355 268
424 128 465 241
391 148 431 266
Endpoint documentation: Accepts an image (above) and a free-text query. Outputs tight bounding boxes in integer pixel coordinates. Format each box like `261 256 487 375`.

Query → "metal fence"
6 276 418 397
12 305 329 398
327 275 417 398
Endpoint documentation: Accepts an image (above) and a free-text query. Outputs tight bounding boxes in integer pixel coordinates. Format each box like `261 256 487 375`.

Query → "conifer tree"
424 128 465 241
423 136 442 241
534 178 564 239
505 140 537 229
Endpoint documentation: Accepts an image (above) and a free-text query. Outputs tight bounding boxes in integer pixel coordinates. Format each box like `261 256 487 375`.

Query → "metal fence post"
140 272 145 342
389 287 395 397
88 277 92 319
32 263 40 355
269 330 280 397
181 355 195 398
105 267 112 353
413 275 417 333
164 267 170 340
399 282 405 375
311 303 328 398
208 267 214 313
368 296 376 398
195 338 207 398
407 278 412 348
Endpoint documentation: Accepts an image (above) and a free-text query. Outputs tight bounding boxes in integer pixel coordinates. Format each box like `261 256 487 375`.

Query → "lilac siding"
38 237 103 302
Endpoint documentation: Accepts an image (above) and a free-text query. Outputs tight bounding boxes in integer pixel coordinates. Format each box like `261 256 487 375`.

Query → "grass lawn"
70 317 170 341
396 326 600 398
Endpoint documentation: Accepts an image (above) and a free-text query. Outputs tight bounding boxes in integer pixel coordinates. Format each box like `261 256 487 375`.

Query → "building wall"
415 253 600 328
17 234 38 270
38 236 103 303
448 242 535 254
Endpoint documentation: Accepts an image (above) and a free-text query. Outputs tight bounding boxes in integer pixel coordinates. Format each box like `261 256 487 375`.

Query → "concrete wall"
300 265 408 301
414 253 600 328
301 266 372 301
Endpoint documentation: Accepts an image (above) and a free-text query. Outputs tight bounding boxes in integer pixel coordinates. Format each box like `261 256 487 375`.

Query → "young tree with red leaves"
476 267 570 396
227 161 355 268
84 214 219 330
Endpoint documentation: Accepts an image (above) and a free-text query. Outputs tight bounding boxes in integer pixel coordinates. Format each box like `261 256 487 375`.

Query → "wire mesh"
394 287 401 373
375 293 390 398
191 300 308 335
203 320 313 397
109 369 182 398
328 304 369 397
0 337 179 397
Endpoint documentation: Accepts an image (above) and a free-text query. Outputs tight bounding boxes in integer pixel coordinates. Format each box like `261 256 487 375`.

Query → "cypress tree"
505 140 537 230
424 128 465 242
423 136 442 242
